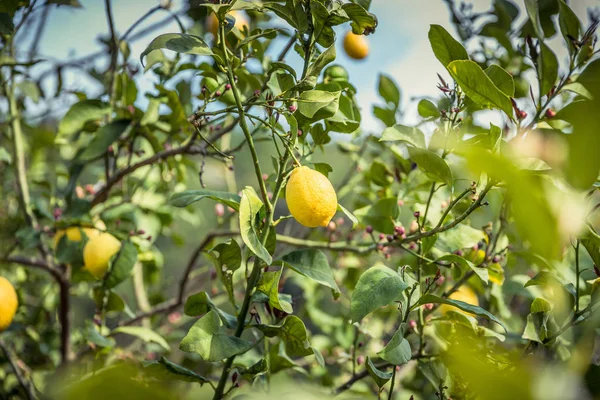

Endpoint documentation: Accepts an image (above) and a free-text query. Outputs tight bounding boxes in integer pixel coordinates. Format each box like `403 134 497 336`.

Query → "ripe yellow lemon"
0 277 18 332
285 166 337 228
54 226 103 249
206 11 249 37
83 232 122 279
343 32 369 60
439 285 479 316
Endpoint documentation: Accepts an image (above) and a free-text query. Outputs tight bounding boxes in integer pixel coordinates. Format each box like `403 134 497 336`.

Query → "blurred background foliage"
1 0 600 399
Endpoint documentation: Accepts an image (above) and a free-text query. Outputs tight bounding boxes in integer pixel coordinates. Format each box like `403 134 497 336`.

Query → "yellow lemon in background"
0 277 18 332
54 221 106 249
285 166 337 228
54 227 101 249
83 233 122 279
468 248 486 265
343 32 369 60
439 285 479 316
206 10 249 37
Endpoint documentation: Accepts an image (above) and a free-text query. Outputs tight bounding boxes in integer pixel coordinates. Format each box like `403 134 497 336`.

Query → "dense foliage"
1 0 600 399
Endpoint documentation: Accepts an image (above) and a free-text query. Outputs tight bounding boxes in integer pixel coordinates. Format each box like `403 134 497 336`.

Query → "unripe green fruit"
202 77 219 93
323 65 349 83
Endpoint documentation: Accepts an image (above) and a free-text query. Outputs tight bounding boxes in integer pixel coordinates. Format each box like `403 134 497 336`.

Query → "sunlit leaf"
351 263 408 322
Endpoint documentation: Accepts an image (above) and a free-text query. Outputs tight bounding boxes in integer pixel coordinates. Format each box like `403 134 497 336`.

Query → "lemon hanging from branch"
285 166 337 228
343 32 369 60
0 277 18 332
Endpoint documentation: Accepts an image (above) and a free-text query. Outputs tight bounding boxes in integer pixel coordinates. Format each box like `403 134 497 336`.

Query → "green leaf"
170 190 241 211
239 186 272 265
184 291 237 329
85 322 115 348
485 65 515 97
438 224 485 252
238 358 268 379
412 294 507 332
141 33 212 66
210 239 242 272
435 254 488 284
524 0 544 38
337 203 358 229
104 241 137 290
428 24 469 67
180 311 252 361
0 147 11 164
78 120 131 161
380 124 425 148
209 239 242 306
350 264 409 322
354 197 399 234
93 289 125 314
373 105 396 127
537 41 558 96
447 60 514 117
113 326 170 351
377 74 400 109
57 99 110 139
281 249 340 294
418 99 440 119
343 3 377 35
407 146 453 187
561 82 593 100
377 324 412 365
558 0 580 54
296 90 341 120
302 45 336 90
326 92 361 133
580 226 600 268
366 356 393 388
264 0 308 34
257 269 293 313
489 123 503 152
236 28 283 50
145 357 209 384
257 315 312 357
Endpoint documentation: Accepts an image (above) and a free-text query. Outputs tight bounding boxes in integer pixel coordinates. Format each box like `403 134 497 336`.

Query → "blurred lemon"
343 32 369 60
206 11 249 37
0 277 18 331
467 248 486 265
83 233 122 279
440 285 479 316
286 166 337 228
54 221 106 249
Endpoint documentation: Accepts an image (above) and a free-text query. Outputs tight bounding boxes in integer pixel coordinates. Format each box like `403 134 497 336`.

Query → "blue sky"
17 0 598 132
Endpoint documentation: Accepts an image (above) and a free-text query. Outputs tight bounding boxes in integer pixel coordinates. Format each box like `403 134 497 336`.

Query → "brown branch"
1 256 62 281
91 133 199 206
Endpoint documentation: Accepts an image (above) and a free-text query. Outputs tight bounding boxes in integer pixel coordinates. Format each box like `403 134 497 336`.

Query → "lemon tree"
1 1 600 399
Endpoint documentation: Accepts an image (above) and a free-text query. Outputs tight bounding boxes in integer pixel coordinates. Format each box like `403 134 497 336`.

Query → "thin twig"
0 339 37 399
